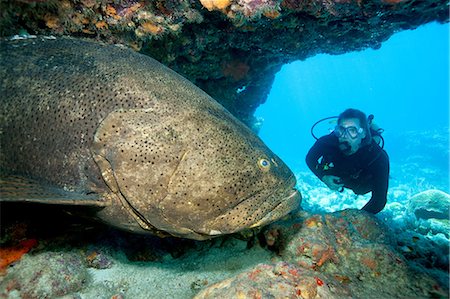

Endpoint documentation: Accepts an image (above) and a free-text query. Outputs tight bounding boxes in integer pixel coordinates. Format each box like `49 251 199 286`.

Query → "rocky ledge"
1 0 448 128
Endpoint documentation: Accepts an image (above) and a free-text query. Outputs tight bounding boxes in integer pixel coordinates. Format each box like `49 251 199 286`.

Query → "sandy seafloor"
78 239 273 298
1 129 449 299
1 208 278 299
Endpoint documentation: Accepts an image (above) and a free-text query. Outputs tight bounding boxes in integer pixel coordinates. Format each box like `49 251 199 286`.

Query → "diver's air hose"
310 116 338 141
310 115 384 149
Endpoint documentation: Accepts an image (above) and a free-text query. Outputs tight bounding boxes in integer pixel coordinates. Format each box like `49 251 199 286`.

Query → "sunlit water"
255 22 449 184
255 22 449 205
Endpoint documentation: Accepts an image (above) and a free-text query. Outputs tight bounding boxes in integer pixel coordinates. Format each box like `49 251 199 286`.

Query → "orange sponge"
0 239 38 275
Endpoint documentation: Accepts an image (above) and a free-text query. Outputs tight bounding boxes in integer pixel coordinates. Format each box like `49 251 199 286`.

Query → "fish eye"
258 158 271 171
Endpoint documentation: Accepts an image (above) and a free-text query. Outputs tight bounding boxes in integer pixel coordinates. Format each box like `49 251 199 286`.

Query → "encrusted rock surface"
0 251 90 298
195 209 448 298
194 261 347 298
1 0 448 128
0 205 448 298
408 189 450 222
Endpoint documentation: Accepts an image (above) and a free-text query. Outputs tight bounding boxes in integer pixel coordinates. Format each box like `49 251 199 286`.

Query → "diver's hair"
338 108 372 145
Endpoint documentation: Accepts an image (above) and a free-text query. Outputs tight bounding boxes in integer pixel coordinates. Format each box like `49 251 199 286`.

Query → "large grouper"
0 37 301 240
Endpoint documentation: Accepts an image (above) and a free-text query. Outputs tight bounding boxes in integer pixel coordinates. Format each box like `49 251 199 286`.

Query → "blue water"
255 22 449 192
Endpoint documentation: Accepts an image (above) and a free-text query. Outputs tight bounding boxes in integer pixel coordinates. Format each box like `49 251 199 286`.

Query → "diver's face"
336 118 365 156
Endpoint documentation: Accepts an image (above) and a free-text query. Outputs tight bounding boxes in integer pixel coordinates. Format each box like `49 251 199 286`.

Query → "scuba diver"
305 108 389 214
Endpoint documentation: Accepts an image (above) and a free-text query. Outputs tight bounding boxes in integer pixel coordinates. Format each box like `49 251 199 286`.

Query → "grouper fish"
0 37 301 240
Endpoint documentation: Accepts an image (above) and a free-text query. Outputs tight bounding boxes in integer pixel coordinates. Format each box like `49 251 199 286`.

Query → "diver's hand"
322 175 344 191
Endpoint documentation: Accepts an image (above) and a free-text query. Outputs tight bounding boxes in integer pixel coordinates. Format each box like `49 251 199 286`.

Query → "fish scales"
0 37 301 240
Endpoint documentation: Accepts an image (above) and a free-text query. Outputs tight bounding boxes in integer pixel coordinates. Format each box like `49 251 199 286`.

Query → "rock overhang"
1 0 448 129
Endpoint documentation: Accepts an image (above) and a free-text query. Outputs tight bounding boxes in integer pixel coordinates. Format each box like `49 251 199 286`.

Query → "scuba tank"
310 114 386 194
367 114 384 148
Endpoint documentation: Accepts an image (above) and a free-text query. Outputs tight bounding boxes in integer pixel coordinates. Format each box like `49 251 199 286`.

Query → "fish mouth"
198 174 301 237
249 188 300 228
157 175 301 240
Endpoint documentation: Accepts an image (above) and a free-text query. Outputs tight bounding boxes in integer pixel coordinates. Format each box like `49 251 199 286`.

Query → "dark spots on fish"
1 39 296 239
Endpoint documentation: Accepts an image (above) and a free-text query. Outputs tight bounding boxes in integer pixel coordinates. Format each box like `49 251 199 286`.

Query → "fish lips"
249 188 301 229
197 176 301 238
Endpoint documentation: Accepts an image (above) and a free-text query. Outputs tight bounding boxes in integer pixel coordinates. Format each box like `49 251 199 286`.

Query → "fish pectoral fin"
0 175 107 207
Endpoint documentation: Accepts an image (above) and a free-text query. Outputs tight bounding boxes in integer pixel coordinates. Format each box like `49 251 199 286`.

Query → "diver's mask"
334 125 363 139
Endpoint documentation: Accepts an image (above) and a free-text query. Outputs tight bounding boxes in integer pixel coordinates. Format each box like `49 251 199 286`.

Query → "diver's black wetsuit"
305 133 389 214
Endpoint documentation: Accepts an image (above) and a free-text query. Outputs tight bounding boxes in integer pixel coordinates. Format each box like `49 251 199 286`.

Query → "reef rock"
408 189 450 221
0 251 90 298
1 0 448 128
194 261 349 299
395 229 449 277
407 189 450 239
400 189 450 277
195 209 448 298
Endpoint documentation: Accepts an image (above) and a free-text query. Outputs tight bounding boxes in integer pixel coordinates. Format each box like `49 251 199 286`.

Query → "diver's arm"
306 144 342 190
305 139 327 180
322 175 344 191
361 151 390 214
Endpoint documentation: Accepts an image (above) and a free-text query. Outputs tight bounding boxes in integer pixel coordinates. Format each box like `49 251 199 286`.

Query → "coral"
0 0 447 128
395 230 449 275
200 0 232 11
44 14 61 29
222 60 250 81
254 210 447 298
0 251 90 298
0 239 38 275
264 227 280 246
85 250 114 269
408 189 450 221
236 0 280 19
407 189 450 243
193 261 344 299
135 21 165 38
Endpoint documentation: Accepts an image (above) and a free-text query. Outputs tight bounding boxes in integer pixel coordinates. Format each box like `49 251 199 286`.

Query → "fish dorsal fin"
0 175 107 207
